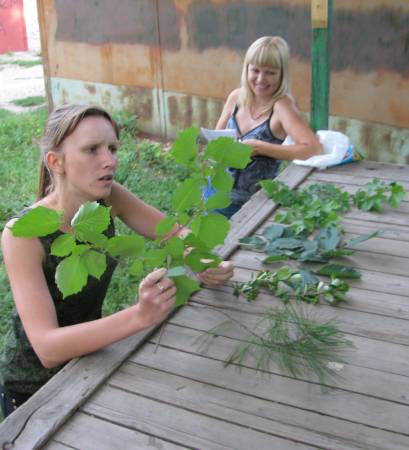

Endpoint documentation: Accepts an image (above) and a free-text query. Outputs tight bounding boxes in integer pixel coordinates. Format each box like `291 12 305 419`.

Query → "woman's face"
247 64 281 99
56 115 119 201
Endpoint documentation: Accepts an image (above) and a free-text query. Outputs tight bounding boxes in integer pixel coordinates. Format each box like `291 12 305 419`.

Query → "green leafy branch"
10 127 252 305
233 267 350 306
353 178 406 212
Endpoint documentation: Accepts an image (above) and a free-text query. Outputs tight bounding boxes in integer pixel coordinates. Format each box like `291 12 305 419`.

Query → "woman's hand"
242 138 264 156
135 268 176 328
197 261 234 287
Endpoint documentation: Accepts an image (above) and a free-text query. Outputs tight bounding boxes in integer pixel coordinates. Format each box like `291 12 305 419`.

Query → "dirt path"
0 51 46 113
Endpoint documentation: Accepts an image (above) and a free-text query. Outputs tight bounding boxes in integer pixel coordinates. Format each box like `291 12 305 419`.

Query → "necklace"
249 107 268 121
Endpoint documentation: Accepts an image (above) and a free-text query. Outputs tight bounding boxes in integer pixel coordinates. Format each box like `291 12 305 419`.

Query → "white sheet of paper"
200 127 237 142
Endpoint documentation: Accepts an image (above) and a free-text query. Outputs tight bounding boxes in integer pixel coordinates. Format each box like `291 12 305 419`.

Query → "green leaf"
106 235 145 257
155 216 177 238
82 250 107 279
183 233 211 251
167 266 186 277
163 236 185 258
211 166 233 192
239 235 267 250
262 224 285 241
345 231 380 248
71 202 111 235
75 230 108 248
204 138 252 169
50 234 76 257
205 191 231 210
185 249 221 272
172 177 202 212
144 248 167 269
170 127 199 166
316 227 342 252
71 244 91 256
194 213 230 248
173 275 201 306
10 206 62 237
316 264 361 279
129 260 144 276
389 182 405 208
262 254 289 263
55 254 88 298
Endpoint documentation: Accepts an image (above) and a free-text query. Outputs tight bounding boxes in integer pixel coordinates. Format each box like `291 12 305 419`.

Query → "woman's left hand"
242 138 263 156
197 261 234 287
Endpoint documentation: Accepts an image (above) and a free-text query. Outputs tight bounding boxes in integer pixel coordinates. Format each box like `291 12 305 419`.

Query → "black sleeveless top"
0 211 117 394
227 105 284 204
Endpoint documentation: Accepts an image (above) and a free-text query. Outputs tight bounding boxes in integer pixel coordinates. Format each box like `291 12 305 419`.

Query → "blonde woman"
214 36 321 217
0 104 233 417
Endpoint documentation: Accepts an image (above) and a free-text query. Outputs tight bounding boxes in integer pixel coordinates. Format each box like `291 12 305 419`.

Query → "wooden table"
1 161 409 450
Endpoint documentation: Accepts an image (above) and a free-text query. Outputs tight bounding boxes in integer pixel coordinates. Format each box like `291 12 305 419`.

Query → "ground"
0 50 45 113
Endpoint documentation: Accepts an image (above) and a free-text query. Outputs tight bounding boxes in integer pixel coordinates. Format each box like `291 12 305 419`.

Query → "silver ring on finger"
158 283 165 293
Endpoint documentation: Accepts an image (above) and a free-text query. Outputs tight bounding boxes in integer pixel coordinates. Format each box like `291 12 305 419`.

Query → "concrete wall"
37 0 409 164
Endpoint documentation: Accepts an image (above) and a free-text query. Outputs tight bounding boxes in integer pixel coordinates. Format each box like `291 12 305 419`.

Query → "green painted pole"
310 0 333 132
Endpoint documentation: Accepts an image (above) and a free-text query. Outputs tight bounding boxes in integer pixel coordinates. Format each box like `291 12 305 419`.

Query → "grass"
12 96 46 107
0 108 187 349
4 59 42 68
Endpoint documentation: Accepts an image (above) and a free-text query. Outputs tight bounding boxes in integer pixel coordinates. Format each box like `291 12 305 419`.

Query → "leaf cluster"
10 127 253 305
241 224 379 265
233 267 349 306
353 178 406 212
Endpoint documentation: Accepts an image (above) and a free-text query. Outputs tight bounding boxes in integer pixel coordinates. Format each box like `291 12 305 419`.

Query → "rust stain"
118 86 153 121
85 84 97 95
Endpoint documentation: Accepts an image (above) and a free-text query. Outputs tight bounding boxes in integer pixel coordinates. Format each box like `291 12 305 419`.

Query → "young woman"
0 104 233 417
214 36 321 218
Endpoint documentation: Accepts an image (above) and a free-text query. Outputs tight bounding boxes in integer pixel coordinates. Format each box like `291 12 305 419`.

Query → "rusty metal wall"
37 0 409 164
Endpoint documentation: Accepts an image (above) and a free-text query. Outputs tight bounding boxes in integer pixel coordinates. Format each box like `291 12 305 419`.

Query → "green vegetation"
10 128 253 304
12 96 46 107
1 58 43 68
0 108 189 349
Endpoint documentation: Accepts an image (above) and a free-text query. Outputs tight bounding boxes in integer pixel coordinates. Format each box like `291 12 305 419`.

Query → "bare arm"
1 223 175 369
244 96 322 160
215 89 240 130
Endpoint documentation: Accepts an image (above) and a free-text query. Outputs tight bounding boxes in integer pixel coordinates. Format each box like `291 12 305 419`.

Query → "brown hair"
239 36 290 114
38 104 119 199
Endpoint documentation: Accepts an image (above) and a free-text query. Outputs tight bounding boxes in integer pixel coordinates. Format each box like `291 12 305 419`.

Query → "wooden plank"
150 323 409 406
43 411 186 450
0 325 168 450
308 171 409 192
129 342 409 436
106 361 409 450
341 218 409 242
162 314 409 377
323 161 409 182
311 0 328 28
80 385 313 450
232 247 409 278
184 283 409 346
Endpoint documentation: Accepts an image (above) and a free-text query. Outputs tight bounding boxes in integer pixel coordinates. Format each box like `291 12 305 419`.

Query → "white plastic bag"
285 130 356 170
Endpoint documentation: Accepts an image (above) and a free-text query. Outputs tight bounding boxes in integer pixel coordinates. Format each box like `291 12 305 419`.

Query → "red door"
0 0 28 54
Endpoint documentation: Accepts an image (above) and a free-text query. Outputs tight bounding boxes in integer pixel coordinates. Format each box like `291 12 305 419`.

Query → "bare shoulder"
274 95 299 113
1 218 44 264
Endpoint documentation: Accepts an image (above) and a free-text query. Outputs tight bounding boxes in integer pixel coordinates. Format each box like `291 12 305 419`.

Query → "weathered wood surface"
2 161 409 450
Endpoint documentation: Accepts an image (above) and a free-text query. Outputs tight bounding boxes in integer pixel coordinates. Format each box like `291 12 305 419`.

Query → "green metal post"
310 0 333 132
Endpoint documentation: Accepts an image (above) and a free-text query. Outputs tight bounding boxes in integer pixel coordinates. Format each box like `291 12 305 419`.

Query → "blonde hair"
239 36 290 113
38 104 119 199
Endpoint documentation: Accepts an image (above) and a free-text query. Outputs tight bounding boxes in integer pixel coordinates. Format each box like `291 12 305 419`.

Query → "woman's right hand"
135 268 176 328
